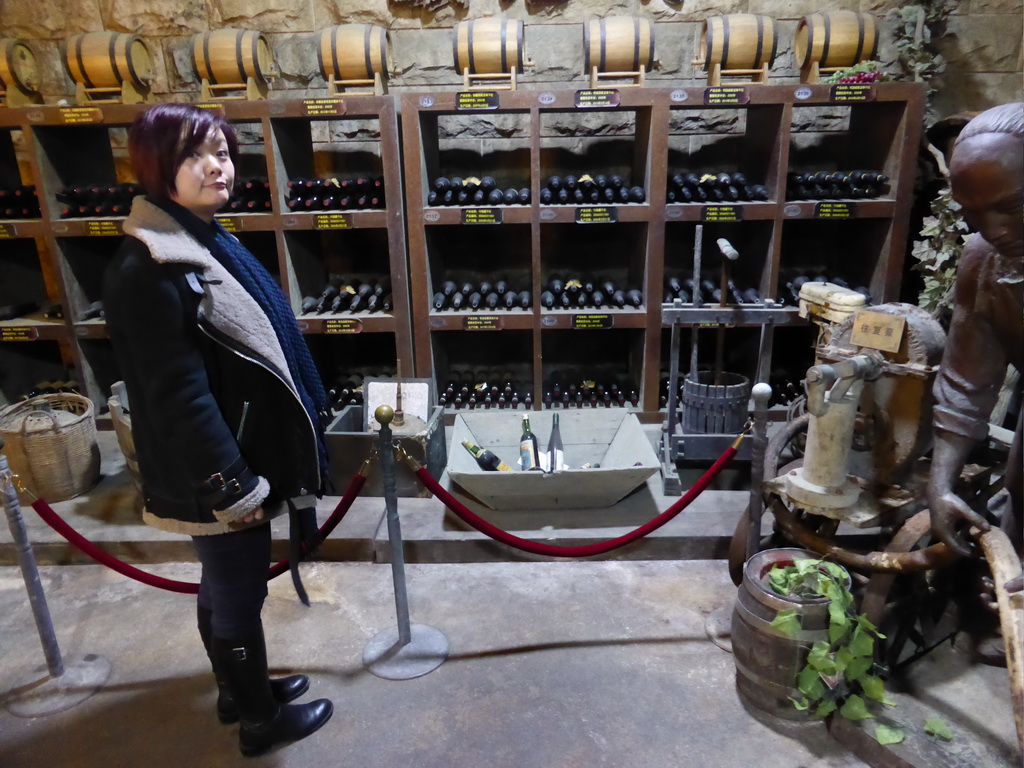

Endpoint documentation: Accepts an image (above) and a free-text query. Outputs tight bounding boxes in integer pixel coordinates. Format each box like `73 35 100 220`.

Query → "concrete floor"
0 432 1019 767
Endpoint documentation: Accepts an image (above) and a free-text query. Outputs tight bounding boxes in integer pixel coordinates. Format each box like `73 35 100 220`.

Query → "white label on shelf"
424 210 441 222
795 87 813 101
419 96 435 108
539 92 556 105
540 209 557 221
784 204 802 217
666 208 683 219
670 90 689 103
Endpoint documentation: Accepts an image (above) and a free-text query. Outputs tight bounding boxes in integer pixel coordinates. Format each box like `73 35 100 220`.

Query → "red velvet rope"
415 445 738 557
29 473 367 594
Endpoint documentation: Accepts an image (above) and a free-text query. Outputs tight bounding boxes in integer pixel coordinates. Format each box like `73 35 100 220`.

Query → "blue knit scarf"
154 199 330 483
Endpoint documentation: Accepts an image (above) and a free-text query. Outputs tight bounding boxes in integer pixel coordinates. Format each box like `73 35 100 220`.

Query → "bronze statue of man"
927 102 1023 564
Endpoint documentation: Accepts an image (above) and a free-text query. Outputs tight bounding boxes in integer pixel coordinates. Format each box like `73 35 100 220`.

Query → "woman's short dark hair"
128 104 239 200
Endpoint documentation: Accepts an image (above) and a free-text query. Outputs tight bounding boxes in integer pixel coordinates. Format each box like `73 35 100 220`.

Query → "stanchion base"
4 653 111 717
363 624 449 681
704 602 734 653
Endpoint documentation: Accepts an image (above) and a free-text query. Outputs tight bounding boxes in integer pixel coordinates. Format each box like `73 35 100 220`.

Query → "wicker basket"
0 393 101 502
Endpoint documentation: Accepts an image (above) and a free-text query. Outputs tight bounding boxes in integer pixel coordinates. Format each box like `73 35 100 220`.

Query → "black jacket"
104 198 320 536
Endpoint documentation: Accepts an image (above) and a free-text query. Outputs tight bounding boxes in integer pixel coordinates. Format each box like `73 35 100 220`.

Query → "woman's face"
950 132 1024 261
170 128 234 222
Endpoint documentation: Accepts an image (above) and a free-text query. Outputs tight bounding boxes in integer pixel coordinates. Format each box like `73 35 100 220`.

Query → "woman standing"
104 104 333 757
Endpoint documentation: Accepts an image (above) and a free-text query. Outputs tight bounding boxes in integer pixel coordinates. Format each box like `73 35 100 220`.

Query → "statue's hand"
928 489 991 557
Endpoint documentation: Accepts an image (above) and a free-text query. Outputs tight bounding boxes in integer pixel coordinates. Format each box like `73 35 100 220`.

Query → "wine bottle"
519 415 540 471
518 290 532 309
624 289 643 307
540 290 555 309
517 188 530 204
500 188 516 205
463 440 513 472
433 176 451 192
300 296 318 315
504 291 519 310
546 413 564 473
485 292 500 310
468 291 482 309
451 292 465 310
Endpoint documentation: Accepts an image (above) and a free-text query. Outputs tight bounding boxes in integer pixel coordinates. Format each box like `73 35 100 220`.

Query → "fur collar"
123 197 297 394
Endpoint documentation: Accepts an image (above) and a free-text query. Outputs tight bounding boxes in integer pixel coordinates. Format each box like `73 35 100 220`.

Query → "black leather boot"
197 606 310 724
212 630 333 757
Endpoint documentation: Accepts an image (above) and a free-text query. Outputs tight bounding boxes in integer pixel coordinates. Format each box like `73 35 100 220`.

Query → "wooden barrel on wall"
0 39 41 94
583 16 655 74
731 548 850 719
699 14 778 72
192 28 273 85
65 32 153 90
318 24 391 81
453 18 524 75
794 11 879 71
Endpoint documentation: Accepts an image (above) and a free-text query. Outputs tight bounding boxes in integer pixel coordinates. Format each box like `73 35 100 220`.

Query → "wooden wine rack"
0 97 413 417
0 82 924 421
401 83 924 416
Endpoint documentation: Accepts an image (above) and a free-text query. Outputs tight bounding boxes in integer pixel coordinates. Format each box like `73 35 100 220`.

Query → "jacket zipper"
236 401 250 442
197 318 321 492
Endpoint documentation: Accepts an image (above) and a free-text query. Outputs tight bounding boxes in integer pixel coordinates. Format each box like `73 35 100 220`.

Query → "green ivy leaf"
849 625 875 657
816 699 838 717
770 609 801 639
924 717 954 740
807 641 838 676
840 695 874 721
845 654 874 682
860 675 896 706
789 696 810 711
798 665 825 699
876 723 905 745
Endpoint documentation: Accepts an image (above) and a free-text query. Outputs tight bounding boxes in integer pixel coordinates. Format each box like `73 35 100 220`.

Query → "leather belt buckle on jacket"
198 454 255 511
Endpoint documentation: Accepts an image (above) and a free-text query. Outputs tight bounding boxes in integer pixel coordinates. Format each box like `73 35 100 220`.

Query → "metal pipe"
746 383 772 562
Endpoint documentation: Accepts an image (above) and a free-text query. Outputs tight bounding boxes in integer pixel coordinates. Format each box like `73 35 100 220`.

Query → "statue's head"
949 103 1024 262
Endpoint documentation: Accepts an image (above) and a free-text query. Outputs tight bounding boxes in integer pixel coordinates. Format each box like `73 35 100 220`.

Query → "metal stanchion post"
746 383 773 562
0 436 110 717
362 405 448 680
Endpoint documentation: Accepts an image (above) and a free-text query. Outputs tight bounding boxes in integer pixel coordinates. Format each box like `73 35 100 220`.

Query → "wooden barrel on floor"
453 18 524 75
583 16 655 74
318 24 391 81
65 32 153 90
192 28 273 85
794 11 879 71
699 14 778 72
0 39 41 94
731 548 850 719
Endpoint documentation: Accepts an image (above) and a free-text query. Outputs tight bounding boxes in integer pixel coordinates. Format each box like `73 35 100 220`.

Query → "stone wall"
2 1 1020 117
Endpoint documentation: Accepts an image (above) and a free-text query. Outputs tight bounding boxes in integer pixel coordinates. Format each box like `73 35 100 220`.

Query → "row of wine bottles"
287 176 386 211
300 276 393 315
428 176 530 207
57 182 142 218
22 379 82 399
327 380 365 412
541 275 643 309
542 173 646 205
667 172 770 204
662 274 871 306
433 285 533 311
785 170 889 201
463 413 566 473
0 185 41 219
219 178 273 214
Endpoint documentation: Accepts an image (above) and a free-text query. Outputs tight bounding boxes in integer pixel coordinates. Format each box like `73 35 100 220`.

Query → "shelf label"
462 208 503 225
1 326 39 341
303 98 346 116
215 216 241 232
851 310 905 354
701 205 743 222
698 322 735 328
0 224 15 238
324 318 363 334
85 220 122 236
456 91 500 110
814 202 856 219
704 87 749 105
464 315 503 331
830 84 875 103
314 213 352 230
575 89 620 108
572 314 613 329
576 207 617 223
59 107 103 124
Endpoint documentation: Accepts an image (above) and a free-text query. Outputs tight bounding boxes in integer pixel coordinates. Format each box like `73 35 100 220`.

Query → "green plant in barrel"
766 559 892 721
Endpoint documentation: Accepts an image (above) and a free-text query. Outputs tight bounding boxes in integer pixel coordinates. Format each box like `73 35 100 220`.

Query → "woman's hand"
240 506 265 524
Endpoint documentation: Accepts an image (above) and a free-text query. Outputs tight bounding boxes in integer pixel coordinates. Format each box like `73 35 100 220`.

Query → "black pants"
193 523 272 638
